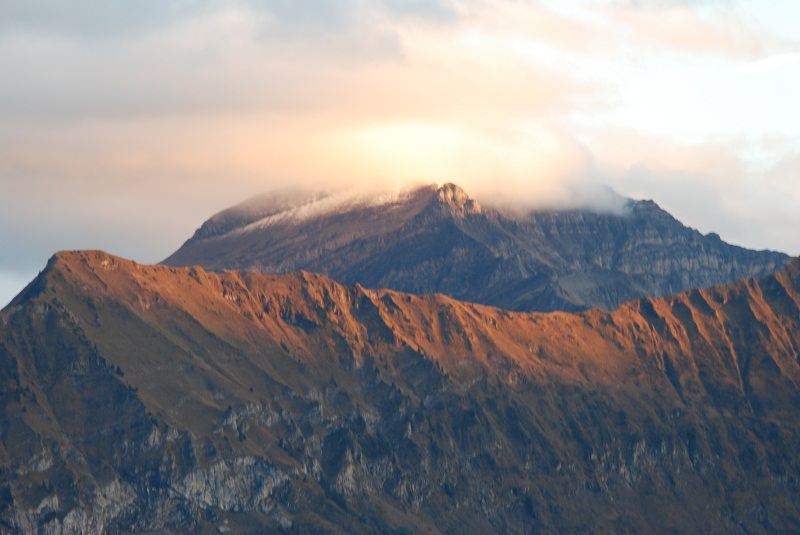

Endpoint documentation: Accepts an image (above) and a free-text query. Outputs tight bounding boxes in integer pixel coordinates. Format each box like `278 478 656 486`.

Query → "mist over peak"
198 178 631 241
242 175 632 220
457 177 631 216
193 183 432 241
165 180 789 313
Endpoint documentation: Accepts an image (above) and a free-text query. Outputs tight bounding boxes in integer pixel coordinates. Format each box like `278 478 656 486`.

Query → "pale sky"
2 0 800 307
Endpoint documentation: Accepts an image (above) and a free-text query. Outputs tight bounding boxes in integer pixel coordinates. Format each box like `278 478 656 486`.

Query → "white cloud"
741 52 800 74
2 0 800 303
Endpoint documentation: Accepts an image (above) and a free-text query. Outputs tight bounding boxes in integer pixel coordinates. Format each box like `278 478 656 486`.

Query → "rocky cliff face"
2 251 800 533
163 183 791 312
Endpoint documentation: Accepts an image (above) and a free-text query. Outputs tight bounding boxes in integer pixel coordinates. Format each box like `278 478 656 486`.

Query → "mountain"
3 250 800 533
164 183 791 312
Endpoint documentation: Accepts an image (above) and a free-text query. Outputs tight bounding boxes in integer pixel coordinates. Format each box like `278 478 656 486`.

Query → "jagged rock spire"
435 183 481 214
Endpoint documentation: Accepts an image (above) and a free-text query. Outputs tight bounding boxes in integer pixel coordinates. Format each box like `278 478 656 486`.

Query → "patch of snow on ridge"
233 188 409 234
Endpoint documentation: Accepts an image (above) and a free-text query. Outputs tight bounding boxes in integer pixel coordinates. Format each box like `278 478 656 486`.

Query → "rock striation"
2 251 800 533
164 183 790 312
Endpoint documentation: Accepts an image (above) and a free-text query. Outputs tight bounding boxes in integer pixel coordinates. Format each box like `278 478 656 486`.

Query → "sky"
2 0 800 307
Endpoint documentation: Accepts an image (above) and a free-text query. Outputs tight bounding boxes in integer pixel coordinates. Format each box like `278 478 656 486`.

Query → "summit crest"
164 182 790 312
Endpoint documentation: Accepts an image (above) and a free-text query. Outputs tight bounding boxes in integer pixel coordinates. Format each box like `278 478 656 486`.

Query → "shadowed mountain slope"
2 251 800 533
164 183 791 312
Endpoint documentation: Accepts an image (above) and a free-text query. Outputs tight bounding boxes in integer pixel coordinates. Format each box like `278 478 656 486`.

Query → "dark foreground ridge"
2 251 800 533
164 183 791 312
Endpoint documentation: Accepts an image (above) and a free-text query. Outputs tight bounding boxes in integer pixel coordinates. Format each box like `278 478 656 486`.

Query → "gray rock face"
164 183 790 312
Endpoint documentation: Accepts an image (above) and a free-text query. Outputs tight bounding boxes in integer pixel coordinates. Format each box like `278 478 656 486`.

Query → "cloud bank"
2 0 800 306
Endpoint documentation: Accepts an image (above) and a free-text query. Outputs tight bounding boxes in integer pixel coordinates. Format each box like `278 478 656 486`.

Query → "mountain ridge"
164 183 791 313
3 250 800 532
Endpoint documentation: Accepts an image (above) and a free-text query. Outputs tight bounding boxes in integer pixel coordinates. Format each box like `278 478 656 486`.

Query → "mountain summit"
164 183 790 311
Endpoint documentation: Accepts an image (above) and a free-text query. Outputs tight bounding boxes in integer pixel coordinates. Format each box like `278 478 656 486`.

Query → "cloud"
0 0 468 40
614 0 737 8
0 0 207 38
0 6 404 122
597 3 771 58
0 0 595 195
741 52 800 73
1 0 789 124
2 0 800 306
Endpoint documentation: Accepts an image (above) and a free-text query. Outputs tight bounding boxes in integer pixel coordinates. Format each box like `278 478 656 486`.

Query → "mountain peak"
435 182 481 214
164 182 790 312
436 183 468 204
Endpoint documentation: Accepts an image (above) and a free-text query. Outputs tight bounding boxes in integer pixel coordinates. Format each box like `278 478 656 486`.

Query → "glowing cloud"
2 0 800 307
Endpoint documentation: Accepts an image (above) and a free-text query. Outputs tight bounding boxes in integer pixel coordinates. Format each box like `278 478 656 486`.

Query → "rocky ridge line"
1 251 800 532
